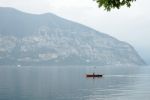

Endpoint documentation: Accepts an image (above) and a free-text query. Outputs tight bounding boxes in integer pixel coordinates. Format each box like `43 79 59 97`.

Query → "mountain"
0 7 146 66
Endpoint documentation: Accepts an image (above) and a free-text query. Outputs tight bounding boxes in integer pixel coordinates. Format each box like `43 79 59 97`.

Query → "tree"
95 0 136 11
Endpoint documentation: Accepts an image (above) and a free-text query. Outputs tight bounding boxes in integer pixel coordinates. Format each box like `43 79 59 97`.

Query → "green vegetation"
95 0 136 11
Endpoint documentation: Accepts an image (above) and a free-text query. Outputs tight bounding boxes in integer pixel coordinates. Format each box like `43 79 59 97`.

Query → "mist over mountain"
0 7 146 66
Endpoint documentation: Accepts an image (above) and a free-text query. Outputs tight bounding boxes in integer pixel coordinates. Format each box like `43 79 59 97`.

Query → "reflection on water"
0 65 150 100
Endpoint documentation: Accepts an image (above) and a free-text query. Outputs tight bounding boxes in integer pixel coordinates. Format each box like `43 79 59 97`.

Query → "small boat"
86 73 103 78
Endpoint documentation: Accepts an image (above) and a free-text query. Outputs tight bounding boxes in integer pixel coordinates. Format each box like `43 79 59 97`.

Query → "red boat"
86 73 103 78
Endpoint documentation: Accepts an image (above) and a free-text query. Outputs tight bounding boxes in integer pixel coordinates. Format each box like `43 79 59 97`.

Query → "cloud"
50 0 95 7
0 0 52 13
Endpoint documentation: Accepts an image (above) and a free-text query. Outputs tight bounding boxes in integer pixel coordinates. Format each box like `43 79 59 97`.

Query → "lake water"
0 65 150 100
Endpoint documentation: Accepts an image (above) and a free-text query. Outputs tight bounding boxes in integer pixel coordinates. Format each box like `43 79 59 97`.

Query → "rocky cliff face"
0 7 145 65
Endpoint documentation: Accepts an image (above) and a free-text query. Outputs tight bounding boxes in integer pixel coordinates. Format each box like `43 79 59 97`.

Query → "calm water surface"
0 65 150 100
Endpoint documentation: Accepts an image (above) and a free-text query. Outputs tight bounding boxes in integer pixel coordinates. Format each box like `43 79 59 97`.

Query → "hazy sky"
0 0 149 63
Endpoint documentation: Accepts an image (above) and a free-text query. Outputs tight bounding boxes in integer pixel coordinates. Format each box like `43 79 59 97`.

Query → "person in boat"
93 73 95 76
